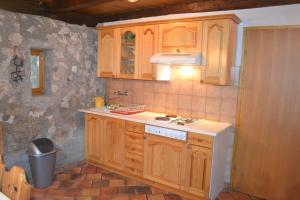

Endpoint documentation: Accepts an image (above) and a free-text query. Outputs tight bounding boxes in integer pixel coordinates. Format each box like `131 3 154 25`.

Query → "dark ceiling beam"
0 0 45 15
98 0 300 22
48 12 101 26
44 0 114 13
0 0 100 26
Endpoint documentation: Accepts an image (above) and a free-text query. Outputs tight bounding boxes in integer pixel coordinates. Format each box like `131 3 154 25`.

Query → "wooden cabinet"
97 15 240 84
158 21 202 53
97 29 117 78
116 27 140 79
188 132 214 149
202 19 238 85
125 121 144 176
143 134 187 189
84 113 227 200
139 25 158 80
106 117 125 169
186 145 212 198
85 114 106 164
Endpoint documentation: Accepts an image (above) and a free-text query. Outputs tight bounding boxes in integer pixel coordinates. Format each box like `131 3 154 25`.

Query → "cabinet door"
117 27 140 79
143 134 187 189
85 114 106 164
202 19 237 85
158 22 202 53
186 145 212 198
139 25 158 80
106 117 125 169
98 29 116 78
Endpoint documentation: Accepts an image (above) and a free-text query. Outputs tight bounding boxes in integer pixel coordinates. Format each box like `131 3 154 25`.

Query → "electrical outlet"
71 65 77 73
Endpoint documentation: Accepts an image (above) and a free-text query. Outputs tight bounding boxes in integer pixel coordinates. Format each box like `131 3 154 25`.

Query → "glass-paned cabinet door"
119 27 138 78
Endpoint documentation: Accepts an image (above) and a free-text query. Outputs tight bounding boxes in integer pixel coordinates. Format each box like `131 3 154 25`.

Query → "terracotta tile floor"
31 164 261 200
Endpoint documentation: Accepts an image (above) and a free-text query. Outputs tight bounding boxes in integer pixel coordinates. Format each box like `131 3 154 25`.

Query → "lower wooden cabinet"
186 145 212 198
105 117 125 170
143 134 187 189
124 122 145 176
85 113 215 199
85 114 106 164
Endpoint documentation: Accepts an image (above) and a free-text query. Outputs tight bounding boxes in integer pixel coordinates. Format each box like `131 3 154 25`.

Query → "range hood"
150 53 202 65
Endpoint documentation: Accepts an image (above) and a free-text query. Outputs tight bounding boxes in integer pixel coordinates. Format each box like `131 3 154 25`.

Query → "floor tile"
147 194 165 200
30 163 261 200
129 194 147 200
81 188 101 196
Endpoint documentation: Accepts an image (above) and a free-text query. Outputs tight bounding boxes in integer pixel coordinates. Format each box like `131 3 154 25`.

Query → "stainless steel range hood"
150 53 202 65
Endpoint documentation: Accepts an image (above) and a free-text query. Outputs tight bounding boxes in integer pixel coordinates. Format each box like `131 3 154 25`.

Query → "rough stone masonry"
0 9 105 179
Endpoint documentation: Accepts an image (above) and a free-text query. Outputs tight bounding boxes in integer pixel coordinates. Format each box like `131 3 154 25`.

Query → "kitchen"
0 1 300 200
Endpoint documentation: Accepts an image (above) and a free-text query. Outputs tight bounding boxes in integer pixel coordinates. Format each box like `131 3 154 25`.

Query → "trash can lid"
28 138 55 155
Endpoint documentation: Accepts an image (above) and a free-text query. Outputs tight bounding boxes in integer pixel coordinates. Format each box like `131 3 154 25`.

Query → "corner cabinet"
202 19 238 85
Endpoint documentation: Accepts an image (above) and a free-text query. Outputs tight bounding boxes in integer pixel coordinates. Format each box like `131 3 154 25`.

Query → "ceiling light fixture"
128 0 138 2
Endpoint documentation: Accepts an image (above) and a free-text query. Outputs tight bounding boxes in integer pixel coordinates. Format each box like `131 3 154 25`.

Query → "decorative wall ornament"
10 46 25 83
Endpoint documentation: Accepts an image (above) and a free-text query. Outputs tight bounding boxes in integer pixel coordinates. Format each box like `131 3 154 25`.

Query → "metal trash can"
28 138 57 188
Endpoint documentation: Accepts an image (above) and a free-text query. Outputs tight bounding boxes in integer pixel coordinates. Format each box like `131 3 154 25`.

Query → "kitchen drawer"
126 151 143 162
125 153 143 169
126 142 143 156
126 121 144 134
126 131 143 145
125 153 143 176
125 166 142 176
188 132 213 148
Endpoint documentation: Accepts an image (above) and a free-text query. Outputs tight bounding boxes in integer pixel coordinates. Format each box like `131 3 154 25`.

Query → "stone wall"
0 9 105 178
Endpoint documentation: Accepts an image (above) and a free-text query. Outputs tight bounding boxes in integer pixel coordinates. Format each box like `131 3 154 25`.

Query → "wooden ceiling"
1 0 300 27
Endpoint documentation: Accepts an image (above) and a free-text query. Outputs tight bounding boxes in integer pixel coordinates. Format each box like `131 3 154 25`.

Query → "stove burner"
170 118 197 126
166 114 177 118
155 117 170 121
154 116 198 126
176 122 185 126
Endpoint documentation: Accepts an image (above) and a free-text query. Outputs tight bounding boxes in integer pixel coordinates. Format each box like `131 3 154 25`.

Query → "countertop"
79 107 232 137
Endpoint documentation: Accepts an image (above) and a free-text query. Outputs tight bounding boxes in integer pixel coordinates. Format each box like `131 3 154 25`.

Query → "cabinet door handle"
197 139 204 143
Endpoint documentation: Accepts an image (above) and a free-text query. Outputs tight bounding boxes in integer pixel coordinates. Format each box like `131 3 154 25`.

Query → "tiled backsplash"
107 67 239 125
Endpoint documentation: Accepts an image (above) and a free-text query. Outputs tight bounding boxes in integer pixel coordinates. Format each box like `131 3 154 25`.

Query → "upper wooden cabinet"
202 19 238 85
158 21 203 53
139 25 158 80
97 15 240 84
97 29 116 78
116 27 140 79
